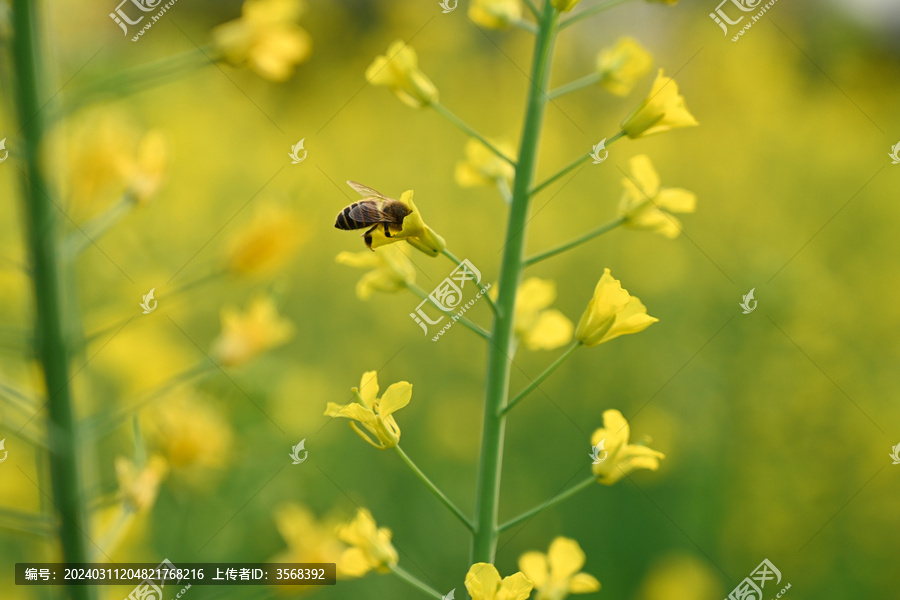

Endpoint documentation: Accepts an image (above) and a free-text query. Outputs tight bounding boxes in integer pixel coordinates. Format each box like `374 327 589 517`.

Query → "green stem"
61 193 137 259
83 362 214 439
432 101 517 168
11 2 94 597
396 446 474 532
522 0 540 18
530 130 624 196
0 508 56 537
499 475 594 532
510 17 538 33
62 47 216 117
389 565 443 599
559 0 635 30
503 341 581 415
408 283 490 340
548 71 602 99
441 248 499 316
471 1 559 565
524 215 626 266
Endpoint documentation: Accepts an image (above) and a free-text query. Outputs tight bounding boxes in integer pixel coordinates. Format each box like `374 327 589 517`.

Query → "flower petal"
547 537 586 580
569 572 601 593
378 382 412 417
517 551 549 589
466 563 502 599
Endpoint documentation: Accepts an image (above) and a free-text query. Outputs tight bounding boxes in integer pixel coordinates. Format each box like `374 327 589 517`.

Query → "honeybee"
334 181 411 249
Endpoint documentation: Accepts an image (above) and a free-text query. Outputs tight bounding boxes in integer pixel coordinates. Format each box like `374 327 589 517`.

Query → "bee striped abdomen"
335 203 365 230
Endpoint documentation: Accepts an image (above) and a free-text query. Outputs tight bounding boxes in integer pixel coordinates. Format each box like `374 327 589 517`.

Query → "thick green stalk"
12 1 94 598
471 1 559 564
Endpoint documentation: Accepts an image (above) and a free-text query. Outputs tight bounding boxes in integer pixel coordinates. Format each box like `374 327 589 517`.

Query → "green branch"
499 475 595 532
432 101 517 168
530 130 625 196
524 215 626 266
502 341 581 415
441 248 499 316
408 283 490 340
548 71 602 99
12 1 94 597
389 565 443 599
559 0 635 30
396 446 474 532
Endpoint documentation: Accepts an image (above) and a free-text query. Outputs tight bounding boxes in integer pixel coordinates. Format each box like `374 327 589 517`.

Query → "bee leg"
363 224 378 251
383 222 393 238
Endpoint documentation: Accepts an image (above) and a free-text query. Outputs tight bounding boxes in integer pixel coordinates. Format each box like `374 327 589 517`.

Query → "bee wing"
347 181 392 201
348 202 390 223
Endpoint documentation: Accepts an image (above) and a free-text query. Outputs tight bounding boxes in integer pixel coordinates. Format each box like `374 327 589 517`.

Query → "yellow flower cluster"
225 205 303 276
325 371 411 449
148 393 234 472
596 37 653 96
591 409 665 484
469 0 523 29
519 538 601 600
576 269 658 347
455 138 517 189
622 70 698 138
212 0 312 81
337 509 399 577
335 245 416 300
365 40 438 109
211 295 293 367
362 190 447 257
619 155 696 238
496 278 573 351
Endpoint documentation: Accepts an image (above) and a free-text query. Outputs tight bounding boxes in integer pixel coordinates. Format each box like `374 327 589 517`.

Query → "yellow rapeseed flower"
455 138 516 189
324 371 411 449
619 155 696 238
469 0 523 29
362 190 446 257
465 563 534 600
211 295 294 367
212 0 312 81
272 503 344 564
336 509 399 578
335 246 416 300
596 37 653 97
575 269 658 347
518 537 601 600
621 70 698 138
365 40 438 108
127 131 168 204
494 278 573 351
552 0 583 12
226 205 302 276
149 393 233 471
591 409 664 485
115 455 169 512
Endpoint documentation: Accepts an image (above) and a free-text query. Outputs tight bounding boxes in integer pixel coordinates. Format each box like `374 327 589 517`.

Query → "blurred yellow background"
2 0 899 598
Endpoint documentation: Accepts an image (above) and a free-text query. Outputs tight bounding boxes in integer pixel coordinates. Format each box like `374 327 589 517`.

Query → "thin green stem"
432 101 517 168
510 17 539 33
471 1 559 565
396 446 474 532
503 341 581 415
0 508 56 537
530 130 625 196
12 1 94 597
441 248 499 316
524 215 626 266
522 0 540 18
62 193 137 259
548 71 602 100
62 47 216 118
559 0 635 30
389 565 443 599
408 283 490 340
83 362 214 439
499 475 595 532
